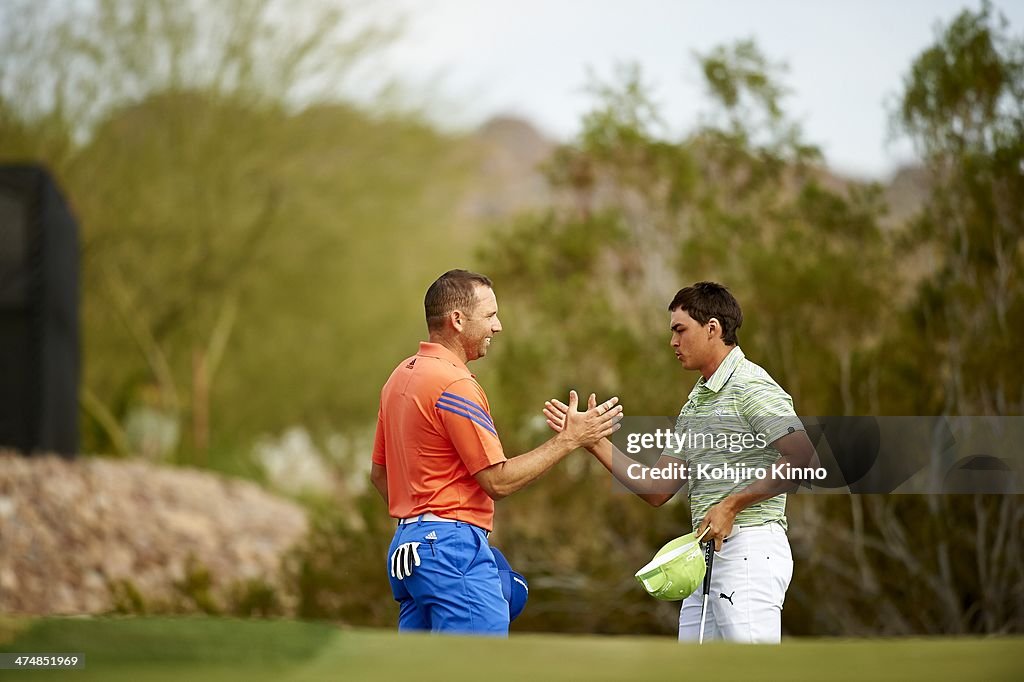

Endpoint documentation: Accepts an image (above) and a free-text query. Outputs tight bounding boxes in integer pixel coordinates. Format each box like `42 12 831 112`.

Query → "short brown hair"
668 282 742 345
424 269 493 331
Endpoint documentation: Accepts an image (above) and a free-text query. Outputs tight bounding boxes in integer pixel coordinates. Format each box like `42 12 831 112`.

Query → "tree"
893 1 1023 417
1 0 474 463
791 4 1024 637
481 44 891 438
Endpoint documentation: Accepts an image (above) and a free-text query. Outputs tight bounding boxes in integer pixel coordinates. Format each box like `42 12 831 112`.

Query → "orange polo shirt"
372 342 507 531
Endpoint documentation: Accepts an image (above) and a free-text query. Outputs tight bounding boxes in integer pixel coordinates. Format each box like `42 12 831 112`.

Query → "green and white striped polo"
661 346 804 531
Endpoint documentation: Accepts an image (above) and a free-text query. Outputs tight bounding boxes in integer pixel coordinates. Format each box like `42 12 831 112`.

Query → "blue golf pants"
387 520 509 636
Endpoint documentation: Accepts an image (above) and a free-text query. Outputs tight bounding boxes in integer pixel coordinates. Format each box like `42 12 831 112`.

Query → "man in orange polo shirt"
370 269 623 635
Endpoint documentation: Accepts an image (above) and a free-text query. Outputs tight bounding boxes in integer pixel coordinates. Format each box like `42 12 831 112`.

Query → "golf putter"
698 533 716 645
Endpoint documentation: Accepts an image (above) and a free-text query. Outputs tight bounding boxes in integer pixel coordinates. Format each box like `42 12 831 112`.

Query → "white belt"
398 512 457 525
723 522 787 542
398 512 490 536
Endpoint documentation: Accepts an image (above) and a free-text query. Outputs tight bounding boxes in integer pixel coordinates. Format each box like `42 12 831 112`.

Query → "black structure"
0 164 79 456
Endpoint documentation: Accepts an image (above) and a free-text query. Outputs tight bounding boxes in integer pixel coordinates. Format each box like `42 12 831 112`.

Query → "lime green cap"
634 532 706 601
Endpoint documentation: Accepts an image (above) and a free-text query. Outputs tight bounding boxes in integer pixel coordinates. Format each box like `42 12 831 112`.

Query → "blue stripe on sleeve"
439 392 494 427
436 404 499 436
437 398 492 430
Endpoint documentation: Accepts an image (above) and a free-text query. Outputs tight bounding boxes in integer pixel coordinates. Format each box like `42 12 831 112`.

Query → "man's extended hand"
543 392 600 434
543 396 571 433
545 391 622 448
698 500 738 552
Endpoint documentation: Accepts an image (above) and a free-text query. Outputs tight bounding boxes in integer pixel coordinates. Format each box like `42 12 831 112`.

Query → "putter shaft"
698 540 716 645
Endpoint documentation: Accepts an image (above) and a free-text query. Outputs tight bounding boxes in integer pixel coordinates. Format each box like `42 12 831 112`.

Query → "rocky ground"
0 453 308 615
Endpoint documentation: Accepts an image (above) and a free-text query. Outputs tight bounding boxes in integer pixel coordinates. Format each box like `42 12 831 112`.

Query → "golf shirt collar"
418 342 472 374
699 346 745 394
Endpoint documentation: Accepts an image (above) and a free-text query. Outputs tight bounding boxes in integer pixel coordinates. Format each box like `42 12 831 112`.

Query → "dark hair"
668 282 742 346
424 269 493 331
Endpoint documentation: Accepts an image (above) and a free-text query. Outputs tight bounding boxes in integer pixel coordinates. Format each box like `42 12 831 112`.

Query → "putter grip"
702 541 715 595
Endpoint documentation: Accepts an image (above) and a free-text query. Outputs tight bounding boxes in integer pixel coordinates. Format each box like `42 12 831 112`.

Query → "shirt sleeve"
740 378 805 447
435 378 506 475
371 402 386 466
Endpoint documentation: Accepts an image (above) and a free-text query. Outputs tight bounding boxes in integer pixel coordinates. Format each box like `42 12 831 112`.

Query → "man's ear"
450 309 464 332
708 317 721 339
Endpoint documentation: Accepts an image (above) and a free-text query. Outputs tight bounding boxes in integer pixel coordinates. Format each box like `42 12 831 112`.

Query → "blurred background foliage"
1 1 1021 635
1 0 475 470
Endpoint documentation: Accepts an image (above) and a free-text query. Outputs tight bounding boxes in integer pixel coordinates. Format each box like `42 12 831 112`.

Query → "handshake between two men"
376 273 805 642
471 390 623 501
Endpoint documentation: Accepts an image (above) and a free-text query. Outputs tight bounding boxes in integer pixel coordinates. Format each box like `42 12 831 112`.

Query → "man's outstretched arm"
543 396 684 507
474 391 623 500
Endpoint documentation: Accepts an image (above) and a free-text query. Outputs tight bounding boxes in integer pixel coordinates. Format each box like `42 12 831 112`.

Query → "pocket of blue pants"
387 530 413 601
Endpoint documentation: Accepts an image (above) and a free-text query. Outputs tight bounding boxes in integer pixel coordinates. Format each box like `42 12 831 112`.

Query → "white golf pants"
678 523 793 644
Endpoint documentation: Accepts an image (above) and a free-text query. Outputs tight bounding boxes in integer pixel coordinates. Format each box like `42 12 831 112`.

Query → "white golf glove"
390 542 422 580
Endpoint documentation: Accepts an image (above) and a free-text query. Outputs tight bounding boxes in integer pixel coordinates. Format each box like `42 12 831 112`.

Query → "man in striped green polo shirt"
544 282 818 643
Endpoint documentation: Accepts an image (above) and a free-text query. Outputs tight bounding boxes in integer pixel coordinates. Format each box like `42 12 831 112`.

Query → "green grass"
0 616 1021 681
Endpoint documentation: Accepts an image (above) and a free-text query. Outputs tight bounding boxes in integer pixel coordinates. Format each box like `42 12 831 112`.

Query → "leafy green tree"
890 1 1023 417
481 43 891 439
1 0 475 464
792 4 1024 637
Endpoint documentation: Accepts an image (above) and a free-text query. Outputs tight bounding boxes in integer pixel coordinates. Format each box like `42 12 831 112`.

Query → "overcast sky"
370 0 1024 179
